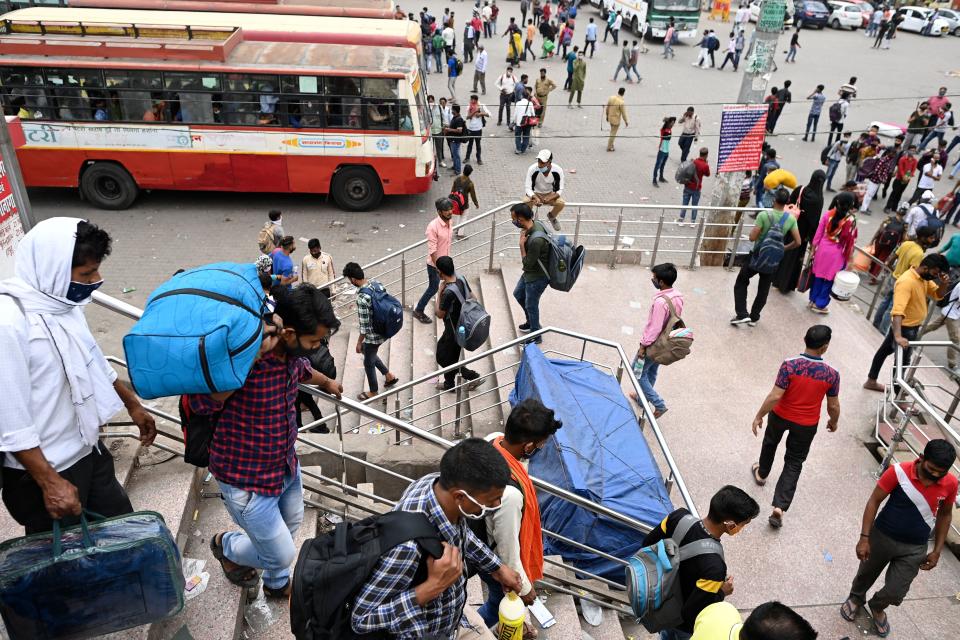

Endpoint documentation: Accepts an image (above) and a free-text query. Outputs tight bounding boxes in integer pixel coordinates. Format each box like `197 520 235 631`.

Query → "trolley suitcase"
0 511 184 640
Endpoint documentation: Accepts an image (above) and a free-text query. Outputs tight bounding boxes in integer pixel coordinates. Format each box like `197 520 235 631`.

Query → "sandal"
768 509 783 529
357 392 374 401
751 463 767 486
839 598 860 622
210 533 259 588
868 605 891 638
384 376 400 388
263 580 291 599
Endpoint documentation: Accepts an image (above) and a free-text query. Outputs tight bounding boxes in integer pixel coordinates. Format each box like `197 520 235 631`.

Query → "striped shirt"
356 280 387 345
351 473 501 639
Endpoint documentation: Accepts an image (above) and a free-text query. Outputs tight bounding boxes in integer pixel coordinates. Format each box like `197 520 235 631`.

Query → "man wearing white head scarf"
0 217 156 534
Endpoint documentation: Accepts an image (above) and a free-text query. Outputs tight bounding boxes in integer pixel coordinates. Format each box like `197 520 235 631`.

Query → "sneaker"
747 319 759 327
730 316 751 325
518 323 531 333
676 218 685 226
466 378 484 391
439 161 448 169
652 180 659 187
659 177 668 183
548 215 561 231
525 336 543 345
412 310 432 324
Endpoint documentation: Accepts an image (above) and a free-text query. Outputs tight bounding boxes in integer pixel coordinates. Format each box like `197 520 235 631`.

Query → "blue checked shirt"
356 280 386 345
351 473 502 639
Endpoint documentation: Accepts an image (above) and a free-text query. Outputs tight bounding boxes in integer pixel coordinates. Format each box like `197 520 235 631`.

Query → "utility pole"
701 0 785 267
0 115 34 279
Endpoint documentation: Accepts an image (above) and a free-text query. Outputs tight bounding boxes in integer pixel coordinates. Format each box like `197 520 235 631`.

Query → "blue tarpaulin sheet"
509 344 674 583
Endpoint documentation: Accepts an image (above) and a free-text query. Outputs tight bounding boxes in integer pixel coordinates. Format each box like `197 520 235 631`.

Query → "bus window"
280 75 322 95
324 77 361 128
362 78 399 99
325 77 361 97
104 71 163 121
298 98 324 127
45 68 102 120
0 66 52 119
163 72 218 123
399 100 413 131
104 70 163 91
364 98 397 130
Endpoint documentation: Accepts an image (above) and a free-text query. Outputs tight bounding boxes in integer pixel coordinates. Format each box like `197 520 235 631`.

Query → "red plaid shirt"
190 353 311 496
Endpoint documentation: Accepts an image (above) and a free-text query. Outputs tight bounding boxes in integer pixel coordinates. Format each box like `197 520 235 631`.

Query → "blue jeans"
416 264 440 313
515 124 532 153
679 187 701 221
653 150 669 181
477 571 504 628
513 276 549 331
825 159 840 189
785 45 797 62
637 356 665 412
809 276 833 310
660 630 693 640
449 140 462 174
362 342 388 393
919 130 945 150
629 64 642 82
804 113 819 140
613 62 631 81
760 188 775 208
946 134 960 155
873 288 894 335
218 468 304 590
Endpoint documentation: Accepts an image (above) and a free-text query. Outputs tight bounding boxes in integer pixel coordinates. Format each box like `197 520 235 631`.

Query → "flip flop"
751 463 767 486
384 377 400 388
210 533 259 588
839 598 860 622
357 392 374 401
868 606 891 638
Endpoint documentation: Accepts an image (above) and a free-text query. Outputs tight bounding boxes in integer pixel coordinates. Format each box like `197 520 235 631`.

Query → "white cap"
897 201 910 212
537 149 552 162
921 190 934 201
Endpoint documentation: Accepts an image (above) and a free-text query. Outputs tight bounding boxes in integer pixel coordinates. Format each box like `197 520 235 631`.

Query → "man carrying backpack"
351 438 523 638
342 263 400 401
511 202 550 345
414 198 455 324
750 325 840 530
477 399 562 630
193 285 343 598
677 148 711 227
732 189 801 327
435 256 483 392
630 263 683 420
257 209 284 254
639 486 759 639
905 191 942 244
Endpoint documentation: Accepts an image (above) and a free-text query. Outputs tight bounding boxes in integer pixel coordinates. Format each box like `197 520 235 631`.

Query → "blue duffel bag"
0 511 184 639
123 262 267 399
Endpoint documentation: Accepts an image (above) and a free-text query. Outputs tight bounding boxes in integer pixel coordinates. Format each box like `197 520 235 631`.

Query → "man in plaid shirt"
191 284 343 598
343 262 399 400
352 438 523 639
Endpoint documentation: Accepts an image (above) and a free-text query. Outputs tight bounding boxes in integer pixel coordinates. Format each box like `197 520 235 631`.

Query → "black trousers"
733 264 774 322
678 133 695 162
465 129 483 162
869 325 919 385
296 390 326 432
436 330 478 388
827 121 844 146
886 179 908 211
757 412 818 511
2 443 133 535
498 92 512 126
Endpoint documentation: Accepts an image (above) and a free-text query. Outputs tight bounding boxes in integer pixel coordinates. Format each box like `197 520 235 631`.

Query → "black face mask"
519 445 542 461
651 278 660 290
921 271 938 281
919 463 946 482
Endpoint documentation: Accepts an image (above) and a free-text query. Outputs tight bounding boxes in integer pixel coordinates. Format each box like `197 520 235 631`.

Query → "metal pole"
336 405 347 486
726 212 747 270
650 212 665 268
487 215 497 272
400 256 407 308
454 374 463 439
689 213 707 270
867 272 889 321
609 210 624 269
573 208 582 247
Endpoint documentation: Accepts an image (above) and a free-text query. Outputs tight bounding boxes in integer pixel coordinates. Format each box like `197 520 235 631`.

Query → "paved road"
25 3 960 315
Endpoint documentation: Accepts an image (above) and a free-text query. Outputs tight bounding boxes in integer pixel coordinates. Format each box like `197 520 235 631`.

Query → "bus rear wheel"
80 162 138 210
331 166 383 211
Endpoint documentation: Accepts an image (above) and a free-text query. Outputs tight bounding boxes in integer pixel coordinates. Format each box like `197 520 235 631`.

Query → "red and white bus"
1 0 398 19
0 8 435 210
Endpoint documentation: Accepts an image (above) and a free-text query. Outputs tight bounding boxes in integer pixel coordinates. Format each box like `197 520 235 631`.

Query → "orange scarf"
493 436 545 583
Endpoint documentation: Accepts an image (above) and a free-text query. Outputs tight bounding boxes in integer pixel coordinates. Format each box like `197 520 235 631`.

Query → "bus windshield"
652 0 701 11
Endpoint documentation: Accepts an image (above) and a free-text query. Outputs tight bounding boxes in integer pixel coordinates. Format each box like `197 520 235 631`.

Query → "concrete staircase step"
346 482 378 520
410 314 442 437
383 306 415 428
338 329 368 433
123 455 202 552
435 317 467 441
536 555 587 640
148 478 248 640
577 579 628 640
244 507 318 640
478 272 522 414
469 276 508 437
466 574 485 608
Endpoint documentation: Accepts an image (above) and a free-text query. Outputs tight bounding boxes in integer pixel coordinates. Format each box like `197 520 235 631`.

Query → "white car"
935 8 960 36
896 6 952 36
748 0 794 23
826 1 862 29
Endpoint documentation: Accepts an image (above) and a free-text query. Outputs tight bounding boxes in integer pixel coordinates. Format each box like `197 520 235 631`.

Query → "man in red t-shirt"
677 147 711 227
750 325 840 528
840 439 957 638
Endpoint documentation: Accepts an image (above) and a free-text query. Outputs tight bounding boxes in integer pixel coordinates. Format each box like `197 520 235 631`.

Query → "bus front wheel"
331 166 383 211
80 162 139 210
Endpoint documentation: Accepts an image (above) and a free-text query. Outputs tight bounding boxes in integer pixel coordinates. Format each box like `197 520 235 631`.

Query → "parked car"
934 8 960 35
749 0 795 23
826 0 863 29
848 0 874 27
793 0 830 28
896 6 952 36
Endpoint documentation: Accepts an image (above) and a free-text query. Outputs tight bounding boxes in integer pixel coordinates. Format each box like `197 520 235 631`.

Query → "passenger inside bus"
142 99 166 122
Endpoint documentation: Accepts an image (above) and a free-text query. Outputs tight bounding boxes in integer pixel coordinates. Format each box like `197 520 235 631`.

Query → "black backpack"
829 101 843 123
876 217 905 250
290 511 444 640
178 395 221 467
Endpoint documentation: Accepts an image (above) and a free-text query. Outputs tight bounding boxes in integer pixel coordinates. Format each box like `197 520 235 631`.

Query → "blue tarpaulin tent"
509 344 674 584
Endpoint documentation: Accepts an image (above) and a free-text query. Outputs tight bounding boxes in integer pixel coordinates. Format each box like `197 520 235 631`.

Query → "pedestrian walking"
603 8 616 42
464 94 490 165
431 30 445 74
751 325 839 529
732 189 802 326
868 205 908 282
482 1 493 37
677 106 701 163
447 50 461 98
872 226 938 336
718 31 737 70
824 133 847 192
443 104 466 175
808 193 859 313
605 87 628 152
629 263 683 419
773 169 827 293
520 0 529 25
533 0 542 26
463 22 475 63
300 238 336 298
611 11 623 44
860 148 897 213
522 149 565 230
755 147 780 206
433 256 484 392
524 19 536 62
802 84 826 142
612 40 631 82
733 28 745 69
826 95 849 146
256 209 284 255
678 147 711 226
473 44 488 94
510 203 550 344
663 20 677 58
628 40 643 82
534 68 556 126
584 16 598 57
921 266 960 375
692 29 710 68
496 66 517 128
563 44 578 90
514 88 536 155
567 50 586 107
706 30 720 67
452 164 480 237
413 198 455 324
653 116 676 186
341 265 400 400
902 102 930 151
770 81 792 134
909 156 942 205
840 439 956 639
785 29 800 62
270 236 298 288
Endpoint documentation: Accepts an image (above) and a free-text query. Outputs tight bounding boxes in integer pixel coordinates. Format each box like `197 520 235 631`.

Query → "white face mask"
457 490 501 520
273 218 282 226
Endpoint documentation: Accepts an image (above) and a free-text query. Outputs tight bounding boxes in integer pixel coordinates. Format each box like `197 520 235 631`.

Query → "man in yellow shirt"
692 601 817 640
605 87 629 152
872 226 938 334
865 254 949 393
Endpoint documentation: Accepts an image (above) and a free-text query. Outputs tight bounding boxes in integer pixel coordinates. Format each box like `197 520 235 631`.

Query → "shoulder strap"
777 212 791 229
375 511 444 558
669 514 699 546
671 515 724 561
448 277 468 304
657 294 679 320
893 463 937 530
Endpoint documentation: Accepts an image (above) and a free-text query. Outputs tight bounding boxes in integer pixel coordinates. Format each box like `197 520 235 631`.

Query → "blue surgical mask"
65 279 103 303
539 166 550 174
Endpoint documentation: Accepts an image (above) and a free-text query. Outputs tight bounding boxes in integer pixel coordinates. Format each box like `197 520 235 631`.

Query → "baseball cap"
897 201 910 212
921 190 934 201
537 149 552 163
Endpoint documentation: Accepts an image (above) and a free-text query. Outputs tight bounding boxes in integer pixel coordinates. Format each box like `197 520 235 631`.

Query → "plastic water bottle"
497 592 525 640
632 355 645 379
458 325 466 341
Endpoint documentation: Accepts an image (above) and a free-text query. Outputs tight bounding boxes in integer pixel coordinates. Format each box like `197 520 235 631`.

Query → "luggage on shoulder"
290 511 443 640
625 514 724 633
359 282 404 339
257 222 277 254
123 262 268 399
645 296 693 366
748 212 791 274
529 227 586 292
448 276 491 351
0 511 184 640
674 161 697 185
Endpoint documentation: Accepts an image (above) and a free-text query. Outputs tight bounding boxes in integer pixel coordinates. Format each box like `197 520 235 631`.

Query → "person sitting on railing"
840 439 957 639
864 253 950 394
523 149 565 231
0 218 157 535
351 438 523 639
192 285 343 599
475 399 563 633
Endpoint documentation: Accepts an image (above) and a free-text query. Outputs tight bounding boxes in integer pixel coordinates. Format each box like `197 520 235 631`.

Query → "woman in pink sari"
809 191 858 314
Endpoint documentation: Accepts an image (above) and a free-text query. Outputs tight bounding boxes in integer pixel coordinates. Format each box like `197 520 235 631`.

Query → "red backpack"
449 190 468 215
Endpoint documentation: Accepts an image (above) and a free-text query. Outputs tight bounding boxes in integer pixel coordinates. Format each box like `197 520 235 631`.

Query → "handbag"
519 101 539 128
797 261 813 293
